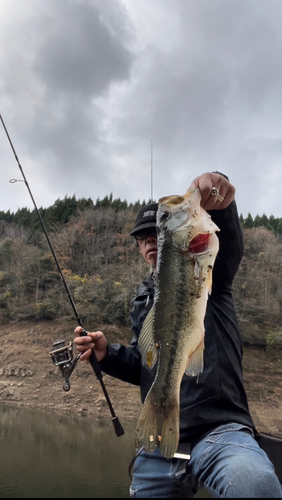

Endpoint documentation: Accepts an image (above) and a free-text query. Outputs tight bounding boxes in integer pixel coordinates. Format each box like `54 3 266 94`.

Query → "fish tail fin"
134 391 179 458
158 403 179 458
134 391 159 453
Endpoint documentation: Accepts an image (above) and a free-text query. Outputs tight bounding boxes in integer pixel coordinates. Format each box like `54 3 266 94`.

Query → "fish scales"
134 187 219 458
154 248 198 395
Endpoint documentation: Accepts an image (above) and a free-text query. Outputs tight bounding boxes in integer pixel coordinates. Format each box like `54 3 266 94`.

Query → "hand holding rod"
0 113 124 437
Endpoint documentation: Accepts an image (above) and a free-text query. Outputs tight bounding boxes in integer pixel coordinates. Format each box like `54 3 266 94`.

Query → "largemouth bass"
134 186 219 458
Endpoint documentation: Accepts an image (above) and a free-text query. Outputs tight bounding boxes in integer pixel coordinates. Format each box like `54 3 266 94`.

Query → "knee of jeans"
229 467 282 498
224 456 282 497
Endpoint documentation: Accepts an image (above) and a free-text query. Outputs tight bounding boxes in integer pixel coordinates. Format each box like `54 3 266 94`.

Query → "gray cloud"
1 0 282 217
34 1 132 96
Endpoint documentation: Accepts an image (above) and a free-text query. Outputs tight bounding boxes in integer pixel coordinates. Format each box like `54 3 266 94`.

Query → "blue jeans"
130 423 282 498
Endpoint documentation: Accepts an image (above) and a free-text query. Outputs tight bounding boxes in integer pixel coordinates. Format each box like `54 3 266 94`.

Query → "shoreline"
0 320 282 438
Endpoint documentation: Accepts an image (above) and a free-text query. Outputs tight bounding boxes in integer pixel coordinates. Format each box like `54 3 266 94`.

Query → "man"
74 172 282 498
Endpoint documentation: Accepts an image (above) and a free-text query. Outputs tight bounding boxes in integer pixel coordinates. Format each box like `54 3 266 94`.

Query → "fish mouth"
188 232 219 255
189 233 210 254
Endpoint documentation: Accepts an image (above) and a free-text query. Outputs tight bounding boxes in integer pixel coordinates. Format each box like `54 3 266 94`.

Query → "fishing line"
0 113 124 437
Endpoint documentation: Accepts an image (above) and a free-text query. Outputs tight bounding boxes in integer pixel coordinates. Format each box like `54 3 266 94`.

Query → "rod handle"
80 328 103 380
80 328 125 437
112 416 125 437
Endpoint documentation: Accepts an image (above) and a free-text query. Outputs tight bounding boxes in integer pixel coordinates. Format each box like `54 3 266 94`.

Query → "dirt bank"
0 320 282 437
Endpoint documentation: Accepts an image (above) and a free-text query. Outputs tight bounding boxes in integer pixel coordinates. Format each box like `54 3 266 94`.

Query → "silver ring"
211 187 224 203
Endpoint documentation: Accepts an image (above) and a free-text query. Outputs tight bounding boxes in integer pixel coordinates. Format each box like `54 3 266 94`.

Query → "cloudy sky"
1 0 282 218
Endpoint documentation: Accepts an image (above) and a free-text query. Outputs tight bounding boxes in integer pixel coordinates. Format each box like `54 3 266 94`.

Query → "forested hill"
0 193 146 230
0 194 282 349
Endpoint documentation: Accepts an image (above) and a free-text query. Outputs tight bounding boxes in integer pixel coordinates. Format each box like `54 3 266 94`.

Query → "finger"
74 326 83 335
198 183 215 208
79 349 92 361
188 178 198 190
202 186 223 209
188 175 213 207
202 187 235 210
74 335 94 347
88 331 105 343
202 190 224 210
222 190 235 207
213 184 235 209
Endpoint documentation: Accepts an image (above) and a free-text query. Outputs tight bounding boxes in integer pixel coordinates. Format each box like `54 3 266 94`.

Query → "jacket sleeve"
98 293 146 386
208 200 244 291
99 341 142 386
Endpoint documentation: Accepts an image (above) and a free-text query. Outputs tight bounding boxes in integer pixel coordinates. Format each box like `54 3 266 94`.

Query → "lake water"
0 405 135 498
0 405 210 498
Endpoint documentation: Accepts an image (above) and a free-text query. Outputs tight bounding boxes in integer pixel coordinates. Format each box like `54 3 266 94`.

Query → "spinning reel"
50 339 81 392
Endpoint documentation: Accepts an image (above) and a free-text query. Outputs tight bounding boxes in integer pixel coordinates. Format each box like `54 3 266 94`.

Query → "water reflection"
0 405 136 498
0 405 211 498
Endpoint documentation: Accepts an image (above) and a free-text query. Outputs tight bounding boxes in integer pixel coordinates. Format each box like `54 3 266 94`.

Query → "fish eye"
160 213 169 222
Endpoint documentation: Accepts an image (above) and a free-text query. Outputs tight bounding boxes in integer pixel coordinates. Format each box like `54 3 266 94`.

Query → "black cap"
130 203 158 237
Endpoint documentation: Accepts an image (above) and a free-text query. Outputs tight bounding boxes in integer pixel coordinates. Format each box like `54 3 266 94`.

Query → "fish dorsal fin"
185 339 204 376
139 306 159 369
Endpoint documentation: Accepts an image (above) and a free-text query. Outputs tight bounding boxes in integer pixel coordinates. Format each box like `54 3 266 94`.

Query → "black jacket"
101 201 255 443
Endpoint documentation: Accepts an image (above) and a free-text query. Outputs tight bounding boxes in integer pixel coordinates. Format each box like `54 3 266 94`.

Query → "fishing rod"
0 113 124 437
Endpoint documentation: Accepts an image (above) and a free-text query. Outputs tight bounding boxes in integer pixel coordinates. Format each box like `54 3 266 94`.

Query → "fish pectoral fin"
206 264 213 294
138 307 158 368
185 339 204 376
193 260 205 298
